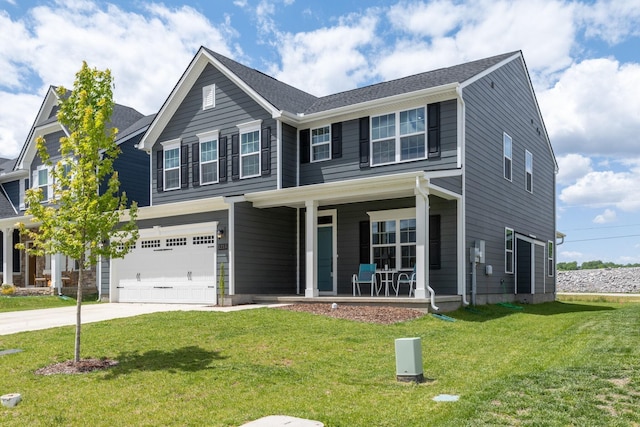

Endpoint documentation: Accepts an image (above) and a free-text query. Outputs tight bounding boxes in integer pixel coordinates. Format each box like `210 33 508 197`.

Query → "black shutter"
428 103 441 157
12 229 20 273
429 215 441 270
191 143 200 187
156 150 163 192
359 220 370 264
261 126 271 176
300 129 310 164
180 145 189 189
231 134 240 180
331 122 342 159
219 136 227 182
359 117 370 168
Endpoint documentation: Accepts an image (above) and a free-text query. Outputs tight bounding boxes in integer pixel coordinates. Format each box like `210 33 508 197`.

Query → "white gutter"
456 85 470 306
414 176 439 312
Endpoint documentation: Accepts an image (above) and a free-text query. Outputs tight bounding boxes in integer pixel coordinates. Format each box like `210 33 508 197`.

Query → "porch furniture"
352 264 379 296
34 275 50 287
377 268 398 297
395 266 416 297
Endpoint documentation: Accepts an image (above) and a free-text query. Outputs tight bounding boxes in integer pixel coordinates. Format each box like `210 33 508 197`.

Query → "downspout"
456 85 470 306
415 177 439 312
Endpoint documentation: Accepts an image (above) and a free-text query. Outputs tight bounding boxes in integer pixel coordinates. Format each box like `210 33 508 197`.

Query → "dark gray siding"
114 134 150 207
281 123 298 188
464 58 556 296
299 100 459 186
431 176 462 194
30 130 66 170
2 181 19 208
297 196 457 295
233 202 296 294
152 64 278 205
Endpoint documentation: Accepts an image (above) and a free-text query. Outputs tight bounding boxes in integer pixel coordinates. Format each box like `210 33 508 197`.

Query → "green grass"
0 294 99 313
1 301 639 426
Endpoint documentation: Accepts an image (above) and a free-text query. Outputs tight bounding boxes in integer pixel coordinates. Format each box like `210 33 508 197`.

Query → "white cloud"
559 168 640 212
558 250 584 262
0 92 43 158
577 0 640 44
556 153 593 185
593 208 617 224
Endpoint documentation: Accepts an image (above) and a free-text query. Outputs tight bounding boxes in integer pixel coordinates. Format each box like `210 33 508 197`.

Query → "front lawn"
0 294 99 313
1 301 638 426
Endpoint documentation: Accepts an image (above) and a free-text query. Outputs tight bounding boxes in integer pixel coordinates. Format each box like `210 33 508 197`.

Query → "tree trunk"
74 255 84 363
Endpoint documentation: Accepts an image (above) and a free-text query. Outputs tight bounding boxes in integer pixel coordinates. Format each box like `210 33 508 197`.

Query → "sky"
1 0 640 265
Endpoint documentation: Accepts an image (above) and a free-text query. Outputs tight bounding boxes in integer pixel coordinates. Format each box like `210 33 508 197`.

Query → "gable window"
547 240 554 277
237 120 261 179
371 107 426 166
198 130 219 185
162 139 181 190
525 150 533 193
33 165 52 200
505 227 514 274
503 133 512 181
202 84 215 110
311 126 331 162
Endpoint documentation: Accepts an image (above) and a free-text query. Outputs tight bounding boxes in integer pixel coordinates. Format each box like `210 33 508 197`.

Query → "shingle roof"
0 186 17 218
0 157 16 173
116 114 155 143
204 48 318 113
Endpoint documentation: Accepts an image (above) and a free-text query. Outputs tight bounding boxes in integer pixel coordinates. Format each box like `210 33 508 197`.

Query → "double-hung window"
505 227 514 274
504 132 512 181
371 107 426 166
525 150 533 193
237 120 261 178
547 241 554 277
198 130 219 185
369 209 417 271
311 125 331 162
162 139 181 190
34 165 52 201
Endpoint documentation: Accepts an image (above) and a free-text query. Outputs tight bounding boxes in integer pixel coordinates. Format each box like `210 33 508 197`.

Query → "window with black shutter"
180 145 189 189
427 103 441 157
261 126 271 176
156 150 163 192
231 133 240 180
219 135 228 182
191 142 200 187
331 122 342 159
359 117 370 168
300 129 310 164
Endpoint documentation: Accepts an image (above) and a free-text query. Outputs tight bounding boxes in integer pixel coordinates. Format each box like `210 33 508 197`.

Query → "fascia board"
122 196 229 221
0 169 29 180
459 52 521 89
18 121 68 170
15 87 60 169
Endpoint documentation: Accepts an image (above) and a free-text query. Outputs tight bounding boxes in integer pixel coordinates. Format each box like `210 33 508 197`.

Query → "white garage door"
112 223 218 304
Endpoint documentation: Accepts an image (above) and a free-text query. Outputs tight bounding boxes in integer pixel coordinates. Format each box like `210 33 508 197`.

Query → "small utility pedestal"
395 337 424 383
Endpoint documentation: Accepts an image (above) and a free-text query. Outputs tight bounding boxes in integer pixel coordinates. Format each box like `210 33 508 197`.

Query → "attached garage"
111 222 218 304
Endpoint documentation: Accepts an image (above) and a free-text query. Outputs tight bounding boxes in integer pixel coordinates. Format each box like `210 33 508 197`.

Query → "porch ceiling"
246 170 460 209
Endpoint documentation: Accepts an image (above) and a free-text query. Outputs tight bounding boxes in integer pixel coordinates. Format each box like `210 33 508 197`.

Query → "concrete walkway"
0 302 279 336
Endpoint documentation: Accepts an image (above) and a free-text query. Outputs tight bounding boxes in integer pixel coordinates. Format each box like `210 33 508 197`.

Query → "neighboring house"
0 86 151 295
106 47 557 309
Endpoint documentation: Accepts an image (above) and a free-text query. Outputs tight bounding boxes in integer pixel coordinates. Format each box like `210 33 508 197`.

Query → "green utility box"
395 337 424 383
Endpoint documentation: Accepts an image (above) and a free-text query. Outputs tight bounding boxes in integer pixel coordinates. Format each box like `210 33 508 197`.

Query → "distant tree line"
557 260 640 271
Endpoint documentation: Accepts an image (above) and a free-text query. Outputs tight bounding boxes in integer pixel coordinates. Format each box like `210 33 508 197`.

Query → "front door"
516 238 533 294
317 210 337 295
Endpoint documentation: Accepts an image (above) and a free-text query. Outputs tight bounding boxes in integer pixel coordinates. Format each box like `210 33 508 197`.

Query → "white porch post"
414 182 429 299
2 228 13 285
305 200 319 298
51 253 62 294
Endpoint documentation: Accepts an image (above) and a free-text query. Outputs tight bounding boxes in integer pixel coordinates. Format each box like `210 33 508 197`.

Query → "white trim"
196 130 219 142
503 132 512 182
277 120 283 190
370 106 427 166
162 140 181 191
236 120 262 179
310 125 331 163
525 150 533 193
236 119 262 134
367 208 419 273
505 227 514 274
198 130 220 186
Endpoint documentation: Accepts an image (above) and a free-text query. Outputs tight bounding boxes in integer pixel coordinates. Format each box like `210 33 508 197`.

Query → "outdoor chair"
352 263 379 296
395 266 416 297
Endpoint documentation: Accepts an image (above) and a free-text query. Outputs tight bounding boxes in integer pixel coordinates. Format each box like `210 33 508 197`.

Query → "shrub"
1 283 16 296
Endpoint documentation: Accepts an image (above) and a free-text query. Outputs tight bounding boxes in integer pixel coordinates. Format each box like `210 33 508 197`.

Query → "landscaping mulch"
35 358 119 375
278 304 427 324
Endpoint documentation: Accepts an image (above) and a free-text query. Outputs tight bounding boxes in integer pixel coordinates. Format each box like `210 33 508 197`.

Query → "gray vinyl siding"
299 99 459 186
233 202 296 294
2 181 19 207
100 255 109 297
152 63 278 205
30 130 66 170
431 176 462 194
297 196 457 295
463 58 556 295
114 134 150 207
281 122 298 188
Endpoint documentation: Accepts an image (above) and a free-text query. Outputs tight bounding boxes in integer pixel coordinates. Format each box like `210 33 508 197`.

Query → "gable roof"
0 185 17 218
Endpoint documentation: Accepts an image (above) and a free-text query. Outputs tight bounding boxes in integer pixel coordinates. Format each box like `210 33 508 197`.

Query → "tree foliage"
557 260 640 271
17 62 138 362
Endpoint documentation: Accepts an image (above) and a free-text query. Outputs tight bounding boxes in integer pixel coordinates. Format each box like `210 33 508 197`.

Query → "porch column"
305 200 319 298
415 182 429 299
50 253 63 294
2 228 13 285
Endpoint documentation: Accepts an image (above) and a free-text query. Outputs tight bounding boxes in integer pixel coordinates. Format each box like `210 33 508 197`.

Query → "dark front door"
516 238 532 294
317 226 333 293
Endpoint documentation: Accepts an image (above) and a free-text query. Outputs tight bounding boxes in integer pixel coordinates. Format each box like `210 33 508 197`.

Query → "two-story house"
0 86 151 296
106 47 556 310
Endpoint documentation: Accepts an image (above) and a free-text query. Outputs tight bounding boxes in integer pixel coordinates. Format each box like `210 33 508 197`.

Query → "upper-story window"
202 84 215 110
162 139 181 190
547 240 554 277
34 165 52 200
311 126 331 162
371 107 425 166
197 130 219 185
503 132 512 181
525 150 533 193
237 120 261 179
505 227 514 274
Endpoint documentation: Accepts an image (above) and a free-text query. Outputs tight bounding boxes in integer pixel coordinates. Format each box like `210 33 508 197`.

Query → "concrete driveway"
0 303 278 336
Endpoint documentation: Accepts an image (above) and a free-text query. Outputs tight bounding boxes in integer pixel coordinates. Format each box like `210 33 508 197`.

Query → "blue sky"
1 0 640 264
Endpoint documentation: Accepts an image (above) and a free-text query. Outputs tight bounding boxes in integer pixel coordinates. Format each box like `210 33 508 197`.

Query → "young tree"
18 62 138 363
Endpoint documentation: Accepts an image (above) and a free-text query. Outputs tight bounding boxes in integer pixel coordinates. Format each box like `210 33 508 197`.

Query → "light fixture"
217 228 225 240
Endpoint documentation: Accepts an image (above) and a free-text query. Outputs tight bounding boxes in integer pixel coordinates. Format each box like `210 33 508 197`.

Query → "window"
237 120 261 179
547 240 554 277
34 165 51 200
163 142 180 190
505 227 514 274
371 107 426 166
525 150 533 193
311 126 331 162
202 84 215 110
198 130 219 185
503 133 512 181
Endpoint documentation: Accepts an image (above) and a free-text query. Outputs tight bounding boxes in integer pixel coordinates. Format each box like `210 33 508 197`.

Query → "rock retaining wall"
557 267 640 293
